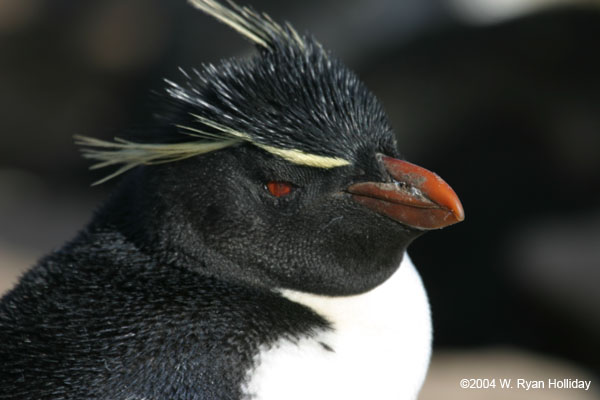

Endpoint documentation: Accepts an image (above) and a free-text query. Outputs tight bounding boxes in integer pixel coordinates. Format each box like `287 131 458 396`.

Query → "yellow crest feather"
74 135 239 185
187 0 305 50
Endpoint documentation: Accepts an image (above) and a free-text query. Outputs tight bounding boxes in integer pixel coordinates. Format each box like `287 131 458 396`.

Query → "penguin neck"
82 194 275 292
280 251 415 318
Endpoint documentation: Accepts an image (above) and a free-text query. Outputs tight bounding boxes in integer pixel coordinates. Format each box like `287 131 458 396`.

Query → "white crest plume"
187 0 305 50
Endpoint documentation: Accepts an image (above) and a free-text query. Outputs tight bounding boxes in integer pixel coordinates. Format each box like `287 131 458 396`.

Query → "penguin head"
79 0 463 296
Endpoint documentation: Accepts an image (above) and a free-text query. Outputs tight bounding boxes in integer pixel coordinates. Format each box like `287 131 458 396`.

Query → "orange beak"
347 155 464 230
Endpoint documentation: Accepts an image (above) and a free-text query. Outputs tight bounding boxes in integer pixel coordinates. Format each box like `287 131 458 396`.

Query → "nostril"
376 152 395 183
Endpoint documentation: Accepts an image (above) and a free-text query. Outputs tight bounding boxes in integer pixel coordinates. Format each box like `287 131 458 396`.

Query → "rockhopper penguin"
0 1 464 399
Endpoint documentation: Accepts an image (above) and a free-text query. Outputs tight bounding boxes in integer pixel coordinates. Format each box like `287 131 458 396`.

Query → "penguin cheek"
197 188 411 295
271 201 411 294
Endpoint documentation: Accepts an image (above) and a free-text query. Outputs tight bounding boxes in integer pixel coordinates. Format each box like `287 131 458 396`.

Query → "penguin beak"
347 155 464 230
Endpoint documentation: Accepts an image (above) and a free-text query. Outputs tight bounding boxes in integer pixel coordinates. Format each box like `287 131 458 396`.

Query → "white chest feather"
243 254 432 400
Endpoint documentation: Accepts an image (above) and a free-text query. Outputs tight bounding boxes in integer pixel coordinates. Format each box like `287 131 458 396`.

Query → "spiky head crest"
77 0 395 184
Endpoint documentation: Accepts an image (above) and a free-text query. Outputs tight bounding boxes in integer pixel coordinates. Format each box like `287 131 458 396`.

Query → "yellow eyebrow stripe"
256 144 350 168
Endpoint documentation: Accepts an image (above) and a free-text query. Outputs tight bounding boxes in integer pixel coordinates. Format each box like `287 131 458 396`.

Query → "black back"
0 226 328 399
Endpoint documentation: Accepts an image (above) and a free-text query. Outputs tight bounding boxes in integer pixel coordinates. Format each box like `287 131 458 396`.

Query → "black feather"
165 34 395 163
0 228 329 399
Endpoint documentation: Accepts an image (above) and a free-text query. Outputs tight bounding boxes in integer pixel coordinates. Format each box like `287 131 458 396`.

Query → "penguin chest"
242 255 432 400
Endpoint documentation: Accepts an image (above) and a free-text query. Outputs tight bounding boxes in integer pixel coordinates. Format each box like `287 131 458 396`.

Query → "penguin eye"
266 181 293 197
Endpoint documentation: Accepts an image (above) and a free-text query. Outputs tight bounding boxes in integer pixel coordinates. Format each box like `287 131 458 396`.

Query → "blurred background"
1 0 599 398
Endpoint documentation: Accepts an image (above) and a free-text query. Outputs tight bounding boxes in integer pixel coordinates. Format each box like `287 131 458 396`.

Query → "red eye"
266 181 293 197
